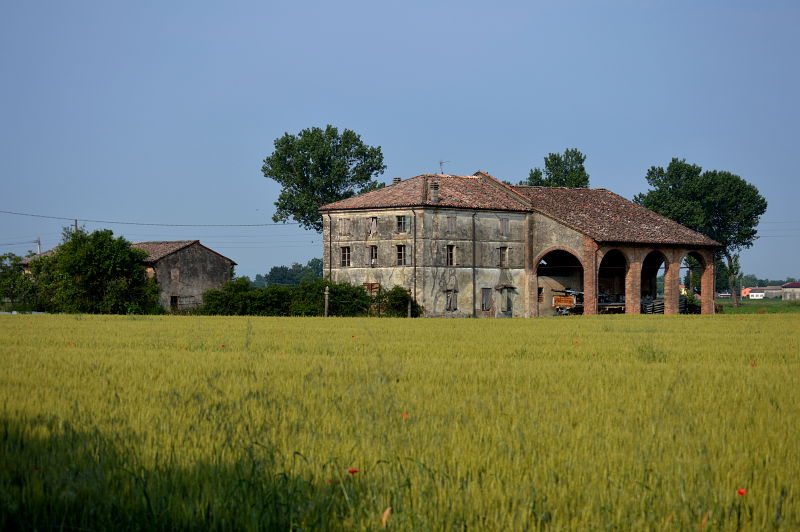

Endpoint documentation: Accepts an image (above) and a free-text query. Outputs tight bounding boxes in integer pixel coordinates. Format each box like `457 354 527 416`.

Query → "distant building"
783 282 800 301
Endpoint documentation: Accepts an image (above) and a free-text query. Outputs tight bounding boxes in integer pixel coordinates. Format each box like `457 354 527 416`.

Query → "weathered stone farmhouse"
319 172 720 317
134 241 235 311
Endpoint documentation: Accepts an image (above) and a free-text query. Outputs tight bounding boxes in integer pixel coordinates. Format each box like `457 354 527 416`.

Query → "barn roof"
320 172 720 248
132 241 236 265
21 240 236 266
512 186 720 246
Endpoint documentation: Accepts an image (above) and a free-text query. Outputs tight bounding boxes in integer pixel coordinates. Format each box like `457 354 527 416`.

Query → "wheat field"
1 314 798 530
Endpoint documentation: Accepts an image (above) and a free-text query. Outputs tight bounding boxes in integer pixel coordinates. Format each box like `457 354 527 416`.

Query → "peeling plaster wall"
152 244 234 310
323 208 527 317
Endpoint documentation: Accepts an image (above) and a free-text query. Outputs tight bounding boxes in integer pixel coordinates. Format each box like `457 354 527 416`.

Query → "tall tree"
29 228 161 314
634 159 767 306
519 148 590 187
262 125 386 232
0 253 35 309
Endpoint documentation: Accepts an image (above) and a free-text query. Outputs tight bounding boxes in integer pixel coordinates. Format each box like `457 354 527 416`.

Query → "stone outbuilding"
782 282 800 301
319 172 721 317
134 241 236 311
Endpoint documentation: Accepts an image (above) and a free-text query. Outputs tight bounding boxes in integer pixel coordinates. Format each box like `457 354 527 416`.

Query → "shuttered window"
445 290 457 311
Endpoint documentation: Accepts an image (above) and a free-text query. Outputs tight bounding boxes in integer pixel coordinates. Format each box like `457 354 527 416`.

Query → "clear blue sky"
2 0 798 281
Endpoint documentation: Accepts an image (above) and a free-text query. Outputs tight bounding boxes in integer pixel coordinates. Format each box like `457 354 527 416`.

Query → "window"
481 288 493 311
170 268 180 282
538 287 544 303
396 215 411 233
446 216 456 234
501 288 513 312
340 246 351 267
170 295 179 310
363 282 381 296
499 218 509 236
340 218 351 236
446 245 455 266
498 246 509 267
396 244 409 266
368 217 378 235
445 290 457 311
369 245 378 267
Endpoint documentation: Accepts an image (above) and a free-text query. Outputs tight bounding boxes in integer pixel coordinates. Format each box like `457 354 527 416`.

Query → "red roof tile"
320 172 720 248
513 186 720 246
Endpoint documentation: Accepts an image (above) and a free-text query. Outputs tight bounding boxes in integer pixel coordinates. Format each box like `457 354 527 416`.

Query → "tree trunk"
725 252 740 307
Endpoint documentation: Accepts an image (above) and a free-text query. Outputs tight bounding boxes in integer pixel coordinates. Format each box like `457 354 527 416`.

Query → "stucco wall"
323 208 527 317
153 243 234 310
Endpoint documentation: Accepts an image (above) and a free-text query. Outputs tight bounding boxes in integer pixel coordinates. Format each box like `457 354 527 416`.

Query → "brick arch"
532 246 587 274
678 249 716 314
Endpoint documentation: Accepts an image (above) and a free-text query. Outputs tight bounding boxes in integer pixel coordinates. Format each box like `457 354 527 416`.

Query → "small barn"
133 241 236 311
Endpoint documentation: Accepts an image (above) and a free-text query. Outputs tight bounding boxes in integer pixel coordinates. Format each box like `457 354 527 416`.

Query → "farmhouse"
134 241 235 311
23 240 235 311
319 172 721 317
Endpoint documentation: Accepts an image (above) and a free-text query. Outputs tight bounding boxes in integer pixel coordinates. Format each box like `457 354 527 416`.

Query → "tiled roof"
320 172 720 247
132 241 197 263
783 282 800 289
319 173 530 212
513 186 720 246
22 240 236 266
132 241 236 265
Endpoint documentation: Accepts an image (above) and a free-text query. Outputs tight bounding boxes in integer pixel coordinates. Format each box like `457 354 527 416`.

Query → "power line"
0 209 299 228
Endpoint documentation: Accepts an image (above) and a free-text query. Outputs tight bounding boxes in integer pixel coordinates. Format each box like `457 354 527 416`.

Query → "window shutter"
405 215 412 231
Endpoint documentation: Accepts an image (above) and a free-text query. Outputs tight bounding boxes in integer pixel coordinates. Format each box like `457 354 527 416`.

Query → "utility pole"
74 219 78 232
35 237 41 254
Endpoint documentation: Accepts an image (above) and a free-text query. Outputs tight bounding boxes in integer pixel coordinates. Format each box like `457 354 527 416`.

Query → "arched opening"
597 249 627 313
681 251 709 314
536 249 584 316
641 250 667 313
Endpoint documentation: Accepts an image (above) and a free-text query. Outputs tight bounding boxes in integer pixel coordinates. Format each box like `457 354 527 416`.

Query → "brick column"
625 254 642 314
582 237 598 315
700 251 716 314
663 253 680 315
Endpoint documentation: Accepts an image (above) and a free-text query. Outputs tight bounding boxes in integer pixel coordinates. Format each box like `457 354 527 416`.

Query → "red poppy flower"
750 362 756 367
348 468 359 474
220 344 226 348
573 340 580 344
401 413 410 418
737 489 747 496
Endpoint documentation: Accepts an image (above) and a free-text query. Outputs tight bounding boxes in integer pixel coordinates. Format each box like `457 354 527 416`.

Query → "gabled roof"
783 282 800 289
319 172 530 212
22 240 236 266
512 186 720 247
132 241 236 265
320 172 720 248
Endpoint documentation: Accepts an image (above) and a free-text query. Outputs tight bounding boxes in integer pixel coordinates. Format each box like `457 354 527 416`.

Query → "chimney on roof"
392 177 401 185
431 181 440 203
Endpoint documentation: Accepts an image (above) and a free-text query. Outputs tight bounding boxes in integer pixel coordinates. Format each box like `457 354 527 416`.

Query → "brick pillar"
700 252 716 314
625 256 642 314
663 255 680 315
583 237 598 315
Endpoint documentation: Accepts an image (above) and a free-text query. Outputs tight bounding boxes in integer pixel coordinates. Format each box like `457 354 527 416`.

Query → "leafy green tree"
261 258 323 286
262 125 386 232
0 253 35 310
28 228 161 314
634 159 767 306
373 285 423 317
519 148 590 187
290 279 370 316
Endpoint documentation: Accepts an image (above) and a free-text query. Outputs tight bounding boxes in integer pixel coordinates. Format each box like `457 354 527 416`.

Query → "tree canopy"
519 148 590 187
262 125 386 232
634 158 768 306
252 258 323 287
29 228 161 314
0 253 35 310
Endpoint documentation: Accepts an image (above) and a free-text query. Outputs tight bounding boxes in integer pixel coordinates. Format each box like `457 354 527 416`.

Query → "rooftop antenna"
438 160 450 174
